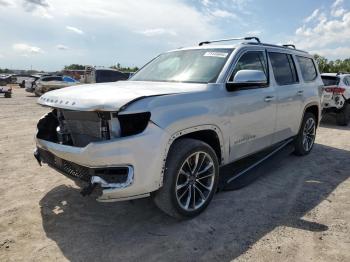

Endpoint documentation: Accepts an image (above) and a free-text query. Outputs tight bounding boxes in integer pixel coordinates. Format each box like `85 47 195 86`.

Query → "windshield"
130 48 233 83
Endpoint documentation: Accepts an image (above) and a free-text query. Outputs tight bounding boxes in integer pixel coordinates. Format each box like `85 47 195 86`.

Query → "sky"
0 0 349 71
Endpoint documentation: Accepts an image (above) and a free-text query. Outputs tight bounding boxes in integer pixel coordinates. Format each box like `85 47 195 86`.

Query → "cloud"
13 43 43 55
56 44 69 50
304 9 320 23
66 26 84 35
137 28 177 37
23 0 49 11
211 9 237 19
290 0 350 59
201 0 211 7
310 46 350 59
0 0 10 6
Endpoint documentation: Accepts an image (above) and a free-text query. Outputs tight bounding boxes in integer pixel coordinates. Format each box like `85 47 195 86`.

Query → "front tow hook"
81 183 97 197
34 149 42 166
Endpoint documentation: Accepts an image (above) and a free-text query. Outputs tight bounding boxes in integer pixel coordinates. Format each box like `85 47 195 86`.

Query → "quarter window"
269 52 298 85
296 56 317 82
229 51 267 82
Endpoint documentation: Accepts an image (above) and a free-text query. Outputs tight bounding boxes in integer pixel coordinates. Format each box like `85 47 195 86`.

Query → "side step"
220 138 295 191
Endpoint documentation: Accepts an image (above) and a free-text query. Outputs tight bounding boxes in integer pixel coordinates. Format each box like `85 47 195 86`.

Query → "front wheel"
294 112 317 156
4 92 11 98
153 138 219 219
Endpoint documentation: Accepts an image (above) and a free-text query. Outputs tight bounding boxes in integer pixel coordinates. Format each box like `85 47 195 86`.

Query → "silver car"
34 37 323 218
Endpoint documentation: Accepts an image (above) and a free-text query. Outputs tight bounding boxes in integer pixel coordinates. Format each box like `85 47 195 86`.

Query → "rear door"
268 51 303 143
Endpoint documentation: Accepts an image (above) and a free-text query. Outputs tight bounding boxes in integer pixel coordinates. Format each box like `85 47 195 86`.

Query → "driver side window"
229 51 267 82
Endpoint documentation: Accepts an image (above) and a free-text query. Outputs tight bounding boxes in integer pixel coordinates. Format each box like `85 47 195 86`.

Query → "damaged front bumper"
35 122 170 202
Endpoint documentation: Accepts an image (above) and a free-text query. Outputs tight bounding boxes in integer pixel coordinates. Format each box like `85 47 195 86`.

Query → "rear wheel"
336 102 349 126
153 138 219 219
4 92 11 98
294 112 317 156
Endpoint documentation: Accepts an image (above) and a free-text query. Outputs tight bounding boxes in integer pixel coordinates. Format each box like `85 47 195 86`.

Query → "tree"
313 54 350 73
64 64 86 70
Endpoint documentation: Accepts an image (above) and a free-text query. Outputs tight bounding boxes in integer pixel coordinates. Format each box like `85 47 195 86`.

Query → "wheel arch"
160 125 225 186
299 102 320 131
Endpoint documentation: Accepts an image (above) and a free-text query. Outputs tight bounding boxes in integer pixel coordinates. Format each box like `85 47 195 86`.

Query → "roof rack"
199 36 260 46
282 44 296 49
336 72 350 75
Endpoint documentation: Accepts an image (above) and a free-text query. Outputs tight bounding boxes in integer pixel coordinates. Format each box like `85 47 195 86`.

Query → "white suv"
321 73 350 125
34 37 322 218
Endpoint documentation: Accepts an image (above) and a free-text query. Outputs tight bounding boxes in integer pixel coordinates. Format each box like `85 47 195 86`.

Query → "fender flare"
159 125 225 186
298 102 320 132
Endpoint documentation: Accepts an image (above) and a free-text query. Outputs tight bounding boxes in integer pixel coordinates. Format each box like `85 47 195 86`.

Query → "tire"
336 102 349 126
294 112 317 156
153 138 219 219
4 92 11 98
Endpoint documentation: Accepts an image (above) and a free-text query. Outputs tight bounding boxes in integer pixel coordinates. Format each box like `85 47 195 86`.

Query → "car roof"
169 42 311 57
321 73 350 78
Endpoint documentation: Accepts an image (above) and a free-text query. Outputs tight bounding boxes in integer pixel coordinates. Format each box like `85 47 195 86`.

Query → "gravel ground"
0 86 349 262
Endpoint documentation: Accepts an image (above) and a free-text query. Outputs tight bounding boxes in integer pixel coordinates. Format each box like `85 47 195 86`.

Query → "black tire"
153 138 219 219
4 92 11 98
336 102 349 126
294 112 317 156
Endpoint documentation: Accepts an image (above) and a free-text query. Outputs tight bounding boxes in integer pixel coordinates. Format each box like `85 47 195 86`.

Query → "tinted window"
229 51 267 81
321 76 339 86
96 70 128 83
42 76 62 82
269 52 298 85
296 56 317 81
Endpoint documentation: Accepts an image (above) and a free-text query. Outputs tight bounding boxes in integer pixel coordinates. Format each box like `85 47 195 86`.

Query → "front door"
226 50 277 162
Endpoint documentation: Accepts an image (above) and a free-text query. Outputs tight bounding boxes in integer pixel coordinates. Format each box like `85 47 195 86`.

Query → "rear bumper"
35 122 171 201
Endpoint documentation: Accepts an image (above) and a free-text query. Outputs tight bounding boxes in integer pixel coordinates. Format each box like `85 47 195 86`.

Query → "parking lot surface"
0 87 349 262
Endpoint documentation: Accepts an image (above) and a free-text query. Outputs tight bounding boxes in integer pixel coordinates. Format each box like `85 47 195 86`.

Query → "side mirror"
226 70 267 91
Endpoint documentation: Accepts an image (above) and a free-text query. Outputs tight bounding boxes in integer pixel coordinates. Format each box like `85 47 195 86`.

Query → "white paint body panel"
35 43 322 201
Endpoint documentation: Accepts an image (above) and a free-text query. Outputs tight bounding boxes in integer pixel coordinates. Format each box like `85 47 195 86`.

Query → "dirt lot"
0 86 349 262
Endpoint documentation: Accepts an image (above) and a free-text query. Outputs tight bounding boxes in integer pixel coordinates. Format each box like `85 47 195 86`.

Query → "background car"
321 73 350 125
33 75 80 96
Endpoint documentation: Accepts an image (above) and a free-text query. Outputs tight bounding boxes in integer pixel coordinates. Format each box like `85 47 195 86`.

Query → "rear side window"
296 56 317 82
229 51 267 81
321 76 339 86
269 52 298 85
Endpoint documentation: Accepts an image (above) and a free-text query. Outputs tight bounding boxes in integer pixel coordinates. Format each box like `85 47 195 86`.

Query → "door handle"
297 90 304 96
264 96 274 102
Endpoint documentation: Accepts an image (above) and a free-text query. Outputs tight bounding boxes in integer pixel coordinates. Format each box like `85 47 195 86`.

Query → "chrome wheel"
175 151 215 211
302 118 316 152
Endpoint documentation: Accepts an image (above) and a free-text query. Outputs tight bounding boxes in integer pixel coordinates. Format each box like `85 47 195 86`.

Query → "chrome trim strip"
91 165 134 189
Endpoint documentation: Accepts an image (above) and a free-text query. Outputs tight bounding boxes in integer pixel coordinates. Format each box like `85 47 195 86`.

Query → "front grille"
38 148 129 184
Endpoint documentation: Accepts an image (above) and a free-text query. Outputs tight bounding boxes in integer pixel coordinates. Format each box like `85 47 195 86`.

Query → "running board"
221 138 295 191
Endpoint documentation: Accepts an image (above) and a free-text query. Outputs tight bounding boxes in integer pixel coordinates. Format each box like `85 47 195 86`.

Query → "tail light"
324 86 346 94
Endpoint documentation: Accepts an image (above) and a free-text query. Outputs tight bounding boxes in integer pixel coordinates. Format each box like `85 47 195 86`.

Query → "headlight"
118 112 151 137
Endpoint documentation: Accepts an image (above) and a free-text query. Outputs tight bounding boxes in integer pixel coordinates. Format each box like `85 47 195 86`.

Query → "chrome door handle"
264 96 274 102
297 90 304 96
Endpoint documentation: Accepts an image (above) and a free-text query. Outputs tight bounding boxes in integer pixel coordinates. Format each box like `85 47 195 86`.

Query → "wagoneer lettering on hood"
38 80 208 111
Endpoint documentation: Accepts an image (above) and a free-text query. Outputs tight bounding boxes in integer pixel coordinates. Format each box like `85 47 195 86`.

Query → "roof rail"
199 36 261 46
282 44 296 49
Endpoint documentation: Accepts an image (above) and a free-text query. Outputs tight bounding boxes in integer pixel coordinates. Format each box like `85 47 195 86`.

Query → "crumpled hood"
37 81 208 111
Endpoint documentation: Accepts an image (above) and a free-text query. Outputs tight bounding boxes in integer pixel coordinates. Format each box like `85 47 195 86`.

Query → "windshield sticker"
204 52 228 58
